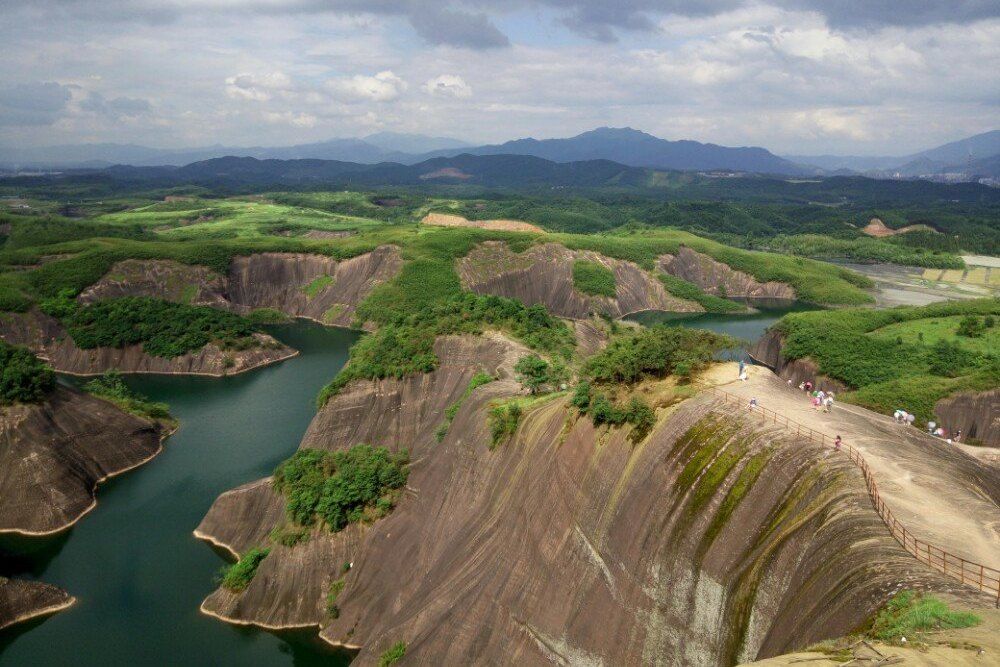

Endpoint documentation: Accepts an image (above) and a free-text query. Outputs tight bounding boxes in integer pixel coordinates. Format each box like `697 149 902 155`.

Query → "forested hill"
4 154 1000 208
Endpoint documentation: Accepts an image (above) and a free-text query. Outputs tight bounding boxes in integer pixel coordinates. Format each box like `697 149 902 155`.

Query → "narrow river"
0 322 359 666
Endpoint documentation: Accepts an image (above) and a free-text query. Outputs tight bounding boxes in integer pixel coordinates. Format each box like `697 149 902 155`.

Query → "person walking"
824 396 834 413
749 397 758 409
738 358 745 378
834 435 842 451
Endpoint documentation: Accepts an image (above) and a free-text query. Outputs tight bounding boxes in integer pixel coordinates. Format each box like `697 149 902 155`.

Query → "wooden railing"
698 383 1000 605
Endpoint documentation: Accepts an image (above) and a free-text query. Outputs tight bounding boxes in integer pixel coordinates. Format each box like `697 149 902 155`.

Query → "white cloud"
262 110 318 127
225 72 292 102
422 74 473 98
328 71 406 102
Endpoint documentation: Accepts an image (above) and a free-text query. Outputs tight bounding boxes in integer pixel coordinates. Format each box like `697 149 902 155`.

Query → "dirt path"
701 363 1000 569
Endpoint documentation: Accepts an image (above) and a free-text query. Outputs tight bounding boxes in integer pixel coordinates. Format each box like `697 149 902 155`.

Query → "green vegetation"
514 354 568 395
488 401 522 448
776 298 1000 424
378 642 407 667
219 547 270 592
572 385 657 442
656 273 744 313
268 523 311 547
63 297 259 358
572 259 617 297
870 314 999 355
326 577 346 618
318 293 574 406
83 371 172 422
248 308 291 324
436 371 495 442
271 445 409 531
584 325 738 384
302 275 334 298
730 234 965 269
0 341 55 405
868 590 980 644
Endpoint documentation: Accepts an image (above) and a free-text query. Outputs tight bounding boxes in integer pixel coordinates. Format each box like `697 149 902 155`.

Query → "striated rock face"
458 241 701 319
79 259 229 308
749 330 847 393
658 247 795 299
197 337 972 666
0 577 74 631
935 389 1000 446
0 310 296 377
0 386 164 535
227 246 402 328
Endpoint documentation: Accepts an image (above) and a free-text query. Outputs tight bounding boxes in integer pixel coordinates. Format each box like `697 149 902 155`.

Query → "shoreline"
48 348 300 378
0 423 177 538
0 596 77 633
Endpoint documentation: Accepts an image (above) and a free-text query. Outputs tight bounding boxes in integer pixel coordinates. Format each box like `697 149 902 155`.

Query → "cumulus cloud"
328 71 406 102
422 75 473 98
80 92 152 118
0 81 73 126
262 110 317 127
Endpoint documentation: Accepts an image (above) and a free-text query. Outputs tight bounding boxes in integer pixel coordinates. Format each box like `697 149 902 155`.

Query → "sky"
0 0 998 156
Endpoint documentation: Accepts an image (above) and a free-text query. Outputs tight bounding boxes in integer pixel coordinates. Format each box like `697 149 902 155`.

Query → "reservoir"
0 322 359 666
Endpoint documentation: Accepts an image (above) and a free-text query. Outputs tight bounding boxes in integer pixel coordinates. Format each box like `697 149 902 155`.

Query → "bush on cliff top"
218 547 270 592
64 296 259 358
0 341 55 405
584 325 738 384
572 259 616 297
83 371 172 422
272 445 409 531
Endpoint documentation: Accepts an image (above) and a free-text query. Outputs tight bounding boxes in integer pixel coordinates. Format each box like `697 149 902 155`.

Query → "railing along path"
697 383 1000 605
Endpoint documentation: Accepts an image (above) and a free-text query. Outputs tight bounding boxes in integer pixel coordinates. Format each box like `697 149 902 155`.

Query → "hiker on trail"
812 395 822 410
798 382 805 392
927 420 936 434
955 429 962 442
824 396 834 413
738 359 745 377
934 427 945 437
749 397 758 409
816 389 826 402
906 413 915 427
834 435 842 451
805 381 813 393
739 368 748 382
894 410 905 423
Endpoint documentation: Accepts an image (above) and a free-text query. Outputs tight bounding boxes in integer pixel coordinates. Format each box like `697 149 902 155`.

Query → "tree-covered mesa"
0 341 55 405
584 325 738 384
774 298 1000 427
318 293 575 405
572 259 616 297
272 445 409 532
57 296 261 358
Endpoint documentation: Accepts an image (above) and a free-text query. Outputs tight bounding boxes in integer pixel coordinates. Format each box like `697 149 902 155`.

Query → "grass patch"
248 307 291 324
657 273 744 313
488 401 522 449
572 259 617 297
83 371 173 423
302 275 334 298
869 590 980 644
437 371 495 442
219 547 270 592
378 641 406 667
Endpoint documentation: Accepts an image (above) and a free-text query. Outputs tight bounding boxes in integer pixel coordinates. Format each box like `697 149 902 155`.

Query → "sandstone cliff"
196 336 978 665
226 247 402 328
0 577 74 632
458 241 701 319
79 259 229 308
0 310 296 377
935 389 1000 446
749 329 848 394
0 385 165 536
658 247 795 299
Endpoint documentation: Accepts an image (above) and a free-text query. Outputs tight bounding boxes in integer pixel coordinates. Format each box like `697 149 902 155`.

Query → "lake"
0 321 359 666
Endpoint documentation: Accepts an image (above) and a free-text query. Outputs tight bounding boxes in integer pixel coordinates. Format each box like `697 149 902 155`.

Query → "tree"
515 354 551 394
0 342 55 404
956 315 983 338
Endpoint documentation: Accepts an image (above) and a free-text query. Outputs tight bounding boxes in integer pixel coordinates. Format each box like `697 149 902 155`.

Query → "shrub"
570 381 592 410
0 341 55 404
624 397 656 441
572 260 616 297
83 371 171 420
272 445 409 531
219 547 270 592
584 325 738 384
926 339 974 378
956 315 983 338
248 308 290 324
488 402 522 448
269 524 310 547
65 296 258 358
378 642 406 667
656 273 743 313
326 578 346 617
868 590 979 643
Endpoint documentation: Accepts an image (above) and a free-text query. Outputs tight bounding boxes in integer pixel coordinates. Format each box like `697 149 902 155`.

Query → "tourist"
824 396 834 413
894 409 905 423
834 435 842 451
749 397 758 409
738 358 745 378
739 367 748 382
955 430 962 442
927 420 936 434
805 381 813 393
798 382 805 392
812 395 821 410
906 413 915 427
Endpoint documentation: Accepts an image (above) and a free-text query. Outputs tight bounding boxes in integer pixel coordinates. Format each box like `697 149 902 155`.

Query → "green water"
626 298 818 356
0 321 359 666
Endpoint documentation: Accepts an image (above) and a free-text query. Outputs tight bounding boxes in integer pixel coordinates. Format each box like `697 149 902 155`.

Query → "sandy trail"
701 363 1000 569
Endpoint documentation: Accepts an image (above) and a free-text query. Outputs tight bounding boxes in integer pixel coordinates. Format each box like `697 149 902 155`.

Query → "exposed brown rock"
422 212 544 234
301 230 357 239
0 577 75 631
861 217 936 238
935 388 1000 446
0 310 296 377
0 386 165 535
197 336 980 665
459 241 701 319
227 246 402 328
80 259 229 308
748 329 848 393
658 247 795 299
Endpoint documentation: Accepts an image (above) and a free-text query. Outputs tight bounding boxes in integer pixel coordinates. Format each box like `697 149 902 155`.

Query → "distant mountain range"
2 127 997 181
788 130 1000 178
